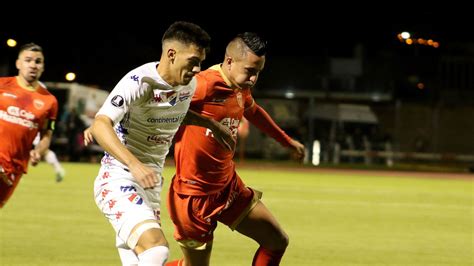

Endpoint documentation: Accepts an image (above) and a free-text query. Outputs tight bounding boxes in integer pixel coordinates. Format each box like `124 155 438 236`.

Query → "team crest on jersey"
128 193 143 205
179 91 191 101
236 92 243 108
33 99 44 110
152 91 177 106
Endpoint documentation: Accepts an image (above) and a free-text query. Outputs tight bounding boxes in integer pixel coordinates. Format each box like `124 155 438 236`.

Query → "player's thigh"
235 201 288 249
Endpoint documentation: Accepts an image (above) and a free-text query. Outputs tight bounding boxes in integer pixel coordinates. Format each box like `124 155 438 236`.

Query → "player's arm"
83 126 94 146
91 74 159 188
90 115 135 166
90 115 158 188
183 109 235 151
30 129 53 166
31 96 59 166
244 103 305 160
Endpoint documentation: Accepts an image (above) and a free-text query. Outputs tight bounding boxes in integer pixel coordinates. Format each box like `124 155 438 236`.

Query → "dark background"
1 8 472 91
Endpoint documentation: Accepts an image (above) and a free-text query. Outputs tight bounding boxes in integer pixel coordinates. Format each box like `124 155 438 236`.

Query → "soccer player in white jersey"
86 21 234 265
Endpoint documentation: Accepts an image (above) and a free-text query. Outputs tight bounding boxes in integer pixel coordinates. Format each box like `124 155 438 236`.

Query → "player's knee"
266 229 289 251
127 222 166 251
137 245 169 265
276 230 289 250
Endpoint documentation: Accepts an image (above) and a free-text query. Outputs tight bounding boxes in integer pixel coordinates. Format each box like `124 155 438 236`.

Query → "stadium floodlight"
65 72 76 82
400 32 411 40
6 39 17 47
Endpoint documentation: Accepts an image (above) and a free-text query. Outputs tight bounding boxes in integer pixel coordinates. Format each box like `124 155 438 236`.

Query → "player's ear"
167 48 177 62
15 58 20 70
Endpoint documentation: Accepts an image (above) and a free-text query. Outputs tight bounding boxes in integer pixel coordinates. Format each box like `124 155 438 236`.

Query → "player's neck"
219 64 241 90
16 76 38 91
156 62 178 87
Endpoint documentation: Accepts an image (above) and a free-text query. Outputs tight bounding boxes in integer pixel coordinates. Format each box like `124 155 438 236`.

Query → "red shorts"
0 166 22 208
167 172 261 245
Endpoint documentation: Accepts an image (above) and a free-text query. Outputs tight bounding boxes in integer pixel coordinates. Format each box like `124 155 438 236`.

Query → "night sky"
1 8 471 90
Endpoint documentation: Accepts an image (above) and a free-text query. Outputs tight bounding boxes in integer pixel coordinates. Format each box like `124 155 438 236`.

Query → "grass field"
0 162 472 265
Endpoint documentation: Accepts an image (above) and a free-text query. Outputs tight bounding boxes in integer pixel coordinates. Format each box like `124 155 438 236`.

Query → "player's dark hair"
19 43 43 54
237 32 267 57
162 21 211 54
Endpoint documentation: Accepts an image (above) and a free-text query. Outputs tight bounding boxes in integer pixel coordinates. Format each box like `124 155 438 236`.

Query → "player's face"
16 50 45 83
172 43 206 86
229 52 265 89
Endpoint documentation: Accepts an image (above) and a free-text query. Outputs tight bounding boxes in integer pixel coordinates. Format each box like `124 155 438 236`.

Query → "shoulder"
0 76 16 86
198 67 221 80
196 68 224 89
123 62 157 82
37 86 58 106
36 82 54 96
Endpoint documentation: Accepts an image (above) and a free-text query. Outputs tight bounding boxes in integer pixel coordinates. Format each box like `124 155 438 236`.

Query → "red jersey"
173 65 252 195
0 77 58 174
173 65 292 195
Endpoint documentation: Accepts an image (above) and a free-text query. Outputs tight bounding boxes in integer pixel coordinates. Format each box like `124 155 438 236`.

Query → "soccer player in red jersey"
167 33 305 266
0 43 58 208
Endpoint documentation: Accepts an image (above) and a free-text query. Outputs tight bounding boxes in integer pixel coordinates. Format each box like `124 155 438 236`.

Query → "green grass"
0 162 472 265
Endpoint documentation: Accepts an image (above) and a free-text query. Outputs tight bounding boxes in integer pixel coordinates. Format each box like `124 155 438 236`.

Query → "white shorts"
94 165 163 249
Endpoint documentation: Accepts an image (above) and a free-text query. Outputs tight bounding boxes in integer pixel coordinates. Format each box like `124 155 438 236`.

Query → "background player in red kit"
0 43 58 208
167 33 305 266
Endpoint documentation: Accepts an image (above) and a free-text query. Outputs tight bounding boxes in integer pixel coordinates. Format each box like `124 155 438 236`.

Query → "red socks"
165 259 183 266
252 247 286 266
168 247 285 266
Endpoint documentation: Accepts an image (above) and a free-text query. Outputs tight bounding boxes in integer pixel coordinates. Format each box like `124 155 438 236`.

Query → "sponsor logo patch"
2 92 17 98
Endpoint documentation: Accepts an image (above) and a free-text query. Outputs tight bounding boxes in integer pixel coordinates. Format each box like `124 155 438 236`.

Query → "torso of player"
191 81 248 159
0 77 57 173
98 62 195 175
173 68 251 195
119 87 191 170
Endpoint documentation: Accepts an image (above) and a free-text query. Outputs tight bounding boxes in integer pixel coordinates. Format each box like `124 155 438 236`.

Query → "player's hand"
289 139 305 162
30 149 41 166
0 169 13 186
212 123 236 151
83 127 94 146
128 161 159 189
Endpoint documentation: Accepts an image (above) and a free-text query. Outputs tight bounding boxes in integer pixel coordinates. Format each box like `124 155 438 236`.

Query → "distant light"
65 72 76 81
400 32 411 39
312 140 320 166
371 94 381 102
284 91 295 99
417 82 425 90
6 39 17 47
398 33 439 49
